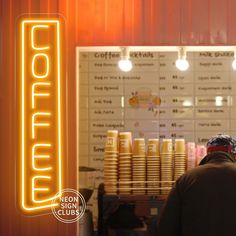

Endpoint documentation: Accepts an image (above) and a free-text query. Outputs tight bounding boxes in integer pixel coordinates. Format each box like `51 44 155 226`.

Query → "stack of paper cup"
104 130 119 195
174 139 186 181
146 139 161 195
118 132 132 195
196 145 207 166
132 138 146 195
161 139 173 195
187 142 196 170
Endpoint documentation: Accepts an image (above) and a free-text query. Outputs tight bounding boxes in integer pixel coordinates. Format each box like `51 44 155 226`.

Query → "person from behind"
156 134 236 236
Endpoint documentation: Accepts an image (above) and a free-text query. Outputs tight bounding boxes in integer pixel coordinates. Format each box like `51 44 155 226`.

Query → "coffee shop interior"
1 0 236 236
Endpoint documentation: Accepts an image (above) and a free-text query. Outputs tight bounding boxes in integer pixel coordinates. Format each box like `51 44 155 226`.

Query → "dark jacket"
156 151 236 236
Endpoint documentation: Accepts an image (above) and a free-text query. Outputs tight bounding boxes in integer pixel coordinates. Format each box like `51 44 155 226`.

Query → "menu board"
77 50 236 224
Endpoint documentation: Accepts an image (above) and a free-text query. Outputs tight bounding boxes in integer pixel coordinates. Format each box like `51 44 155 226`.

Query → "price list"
78 50 236 164
77 50 236 223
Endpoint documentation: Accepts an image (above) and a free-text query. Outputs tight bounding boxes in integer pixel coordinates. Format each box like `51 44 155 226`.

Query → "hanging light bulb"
232 60 236 70
232 49 236 70
118 47 133 72
175 47 189 71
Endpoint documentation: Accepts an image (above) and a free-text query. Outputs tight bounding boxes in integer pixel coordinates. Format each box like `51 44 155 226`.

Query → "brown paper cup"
161 139 173 154
147 139 160 156
105 130 118 153
119 132 132 154
175 139 186 154
133 138 145 156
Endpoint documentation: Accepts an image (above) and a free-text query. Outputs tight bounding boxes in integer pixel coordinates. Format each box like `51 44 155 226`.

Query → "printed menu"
77 50 236 224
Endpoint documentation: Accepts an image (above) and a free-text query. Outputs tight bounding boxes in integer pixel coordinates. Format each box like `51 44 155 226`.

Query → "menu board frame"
76 46 236 227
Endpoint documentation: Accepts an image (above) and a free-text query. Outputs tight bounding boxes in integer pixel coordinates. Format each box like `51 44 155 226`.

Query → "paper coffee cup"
147 139 160 156
105 130 118 153
196 145 206 165
119 132 132 154
187 142 195 157
174 139 186 154
161 139 173 154
133 138 145 156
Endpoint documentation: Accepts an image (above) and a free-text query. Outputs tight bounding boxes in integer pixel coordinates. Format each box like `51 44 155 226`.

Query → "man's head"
207 134 236 158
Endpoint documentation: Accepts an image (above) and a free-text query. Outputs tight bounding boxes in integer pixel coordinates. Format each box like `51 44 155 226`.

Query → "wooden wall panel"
0 0 77 235
74 0 236 46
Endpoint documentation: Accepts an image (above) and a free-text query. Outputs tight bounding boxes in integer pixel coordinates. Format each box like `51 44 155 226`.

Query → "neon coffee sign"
20 19 62 212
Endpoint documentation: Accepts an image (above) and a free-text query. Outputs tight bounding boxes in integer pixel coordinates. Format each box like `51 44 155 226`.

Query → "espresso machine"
97 184 166 236
78 166 96 236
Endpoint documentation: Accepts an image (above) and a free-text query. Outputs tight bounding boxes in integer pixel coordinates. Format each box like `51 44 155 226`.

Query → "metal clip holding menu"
20 19 62 212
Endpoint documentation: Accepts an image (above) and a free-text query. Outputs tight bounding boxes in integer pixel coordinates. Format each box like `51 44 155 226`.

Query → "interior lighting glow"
182 100 192 107
118 47 133 72
215 96 223 106
232 49 236 70
232 60 236 70
175 47 189 71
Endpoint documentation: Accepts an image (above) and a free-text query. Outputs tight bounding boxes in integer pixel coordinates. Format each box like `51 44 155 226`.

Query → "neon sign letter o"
32 53 50 79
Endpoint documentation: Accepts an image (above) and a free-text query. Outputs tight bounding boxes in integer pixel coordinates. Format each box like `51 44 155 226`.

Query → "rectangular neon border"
21 19 62 212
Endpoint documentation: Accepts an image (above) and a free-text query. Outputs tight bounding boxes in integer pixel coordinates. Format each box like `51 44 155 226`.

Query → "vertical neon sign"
20 19 62 212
